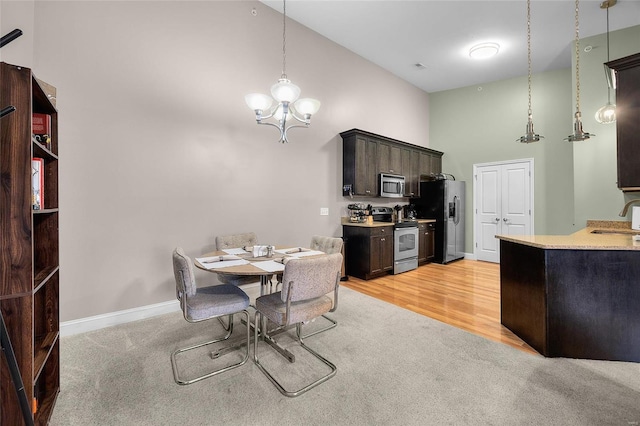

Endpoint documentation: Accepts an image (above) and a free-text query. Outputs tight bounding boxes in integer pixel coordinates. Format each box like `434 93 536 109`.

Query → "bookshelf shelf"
1 61 60 425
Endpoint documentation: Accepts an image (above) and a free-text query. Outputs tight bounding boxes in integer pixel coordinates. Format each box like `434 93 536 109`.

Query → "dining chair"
215 232 259 287
301 235 344 338
171 247 251 385
253 252 342 397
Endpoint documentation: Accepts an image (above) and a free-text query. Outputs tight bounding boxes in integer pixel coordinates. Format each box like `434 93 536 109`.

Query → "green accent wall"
429 25 640 254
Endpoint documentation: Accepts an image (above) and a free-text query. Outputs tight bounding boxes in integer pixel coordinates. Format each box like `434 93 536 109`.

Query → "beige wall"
0 0 35 66
3 1 430 321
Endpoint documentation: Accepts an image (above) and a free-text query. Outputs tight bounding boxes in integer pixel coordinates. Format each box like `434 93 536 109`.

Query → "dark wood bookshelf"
1 61 60 425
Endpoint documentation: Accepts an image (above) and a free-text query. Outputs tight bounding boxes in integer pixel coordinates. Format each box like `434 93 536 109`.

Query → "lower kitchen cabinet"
418 222 436 265
343 225 393 280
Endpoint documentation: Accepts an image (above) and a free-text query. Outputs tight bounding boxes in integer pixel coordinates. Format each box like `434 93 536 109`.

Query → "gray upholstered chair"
215 232 259 286
171 247 250 385
253 253 342 397
302 236 344 338
309 235 344 254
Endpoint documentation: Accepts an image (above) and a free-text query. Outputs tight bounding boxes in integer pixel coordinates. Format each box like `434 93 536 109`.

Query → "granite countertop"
341 217 436 227
497 220 640 250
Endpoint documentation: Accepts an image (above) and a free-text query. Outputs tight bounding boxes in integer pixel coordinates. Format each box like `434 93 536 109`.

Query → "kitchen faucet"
618 199 640 217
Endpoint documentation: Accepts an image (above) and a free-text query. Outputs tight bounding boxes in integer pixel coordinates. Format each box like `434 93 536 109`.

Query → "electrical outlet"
320 207 329 216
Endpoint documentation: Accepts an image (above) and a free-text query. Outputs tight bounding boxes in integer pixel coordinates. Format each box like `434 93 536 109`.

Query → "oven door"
394 227 418 261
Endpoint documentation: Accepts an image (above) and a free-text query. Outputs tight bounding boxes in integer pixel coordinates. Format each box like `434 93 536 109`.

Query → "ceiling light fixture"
594 0 617 124
245 0 320 143
565 0 594 142
469 42 500 59
517 0 544 143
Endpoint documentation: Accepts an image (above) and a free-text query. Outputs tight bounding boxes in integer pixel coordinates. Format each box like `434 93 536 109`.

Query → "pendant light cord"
527 0 532 117
606 5 611 103
574 0 581 114
281 0 287 80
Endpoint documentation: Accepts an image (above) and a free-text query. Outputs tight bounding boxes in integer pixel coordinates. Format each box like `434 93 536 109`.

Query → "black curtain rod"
1 106 17 118
0 29 23 48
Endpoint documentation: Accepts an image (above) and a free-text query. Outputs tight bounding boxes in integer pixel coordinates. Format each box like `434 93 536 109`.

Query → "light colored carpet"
50 287 640 425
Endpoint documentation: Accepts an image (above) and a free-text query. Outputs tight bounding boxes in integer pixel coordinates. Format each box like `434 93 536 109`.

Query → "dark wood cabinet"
418 222 435 265
378 141 402 175
1 62 60 425
342 133 378 196
607 52 640 191
402 147 420 197
343 225 393 280
341 129 443 199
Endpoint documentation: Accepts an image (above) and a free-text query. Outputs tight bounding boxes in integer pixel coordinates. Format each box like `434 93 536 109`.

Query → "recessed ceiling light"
469 42 500 59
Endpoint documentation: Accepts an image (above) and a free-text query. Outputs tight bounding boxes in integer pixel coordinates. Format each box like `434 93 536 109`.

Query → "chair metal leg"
216 314 233 332
171 310 250 385
253 313 337 397
300 314 337 339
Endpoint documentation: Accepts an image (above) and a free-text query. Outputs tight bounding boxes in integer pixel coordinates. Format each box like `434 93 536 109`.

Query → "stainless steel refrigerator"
415 180 465 264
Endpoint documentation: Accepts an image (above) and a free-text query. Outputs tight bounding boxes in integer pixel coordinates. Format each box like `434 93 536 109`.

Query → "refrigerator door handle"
453 196 461 225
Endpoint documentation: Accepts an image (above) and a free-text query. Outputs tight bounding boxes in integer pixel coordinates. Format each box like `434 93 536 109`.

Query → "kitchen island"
498 221 640 362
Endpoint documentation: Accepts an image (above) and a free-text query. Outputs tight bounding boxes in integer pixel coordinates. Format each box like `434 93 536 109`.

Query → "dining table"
193 245 326 362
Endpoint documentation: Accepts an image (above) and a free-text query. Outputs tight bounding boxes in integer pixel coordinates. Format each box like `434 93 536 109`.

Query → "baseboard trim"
60 281 263 337
60 300 180 337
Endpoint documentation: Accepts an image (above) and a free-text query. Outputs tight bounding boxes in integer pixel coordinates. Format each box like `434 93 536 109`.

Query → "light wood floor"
342 259 539 355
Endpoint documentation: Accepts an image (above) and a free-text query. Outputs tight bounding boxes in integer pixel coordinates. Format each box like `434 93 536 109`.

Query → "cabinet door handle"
381 238 386 242
495 218 500 222
503 218 508 222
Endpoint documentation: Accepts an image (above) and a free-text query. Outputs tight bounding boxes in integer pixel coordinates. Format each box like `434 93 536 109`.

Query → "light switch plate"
632 206 640 231
320 207 329 216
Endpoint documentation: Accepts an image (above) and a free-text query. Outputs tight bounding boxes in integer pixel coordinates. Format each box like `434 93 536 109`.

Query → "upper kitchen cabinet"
341 129 443 198
378 141 402 175
607 52 640 191
342 131 378 196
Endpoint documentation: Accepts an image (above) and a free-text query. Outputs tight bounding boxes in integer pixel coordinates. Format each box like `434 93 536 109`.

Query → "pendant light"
245 0 321 143
517 0 544 143
594 0 617 124
565 0 594 142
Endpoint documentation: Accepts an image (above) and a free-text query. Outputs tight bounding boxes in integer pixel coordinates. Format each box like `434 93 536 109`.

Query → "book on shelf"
32 158 44 210
32 113 51 135
32 113 52 150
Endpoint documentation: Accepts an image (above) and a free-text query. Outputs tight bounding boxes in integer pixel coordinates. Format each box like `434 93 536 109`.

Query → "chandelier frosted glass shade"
293 98 321 116
271 78 301 103
595 102 617 124
245 93 274 112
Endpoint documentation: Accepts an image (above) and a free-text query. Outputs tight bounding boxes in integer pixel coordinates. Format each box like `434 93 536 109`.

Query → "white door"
474 159 533 263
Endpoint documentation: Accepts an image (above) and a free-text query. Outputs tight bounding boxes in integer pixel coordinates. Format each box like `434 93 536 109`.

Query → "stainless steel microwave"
380 173 405 198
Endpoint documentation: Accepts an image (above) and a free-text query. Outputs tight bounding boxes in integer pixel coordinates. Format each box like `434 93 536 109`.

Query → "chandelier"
594 0 617 124
564 0 594 142
245 0 320 143
517 0 544 143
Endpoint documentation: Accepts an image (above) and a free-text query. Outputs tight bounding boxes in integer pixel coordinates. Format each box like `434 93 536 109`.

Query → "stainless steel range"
371 207 419 274
393 221 419 274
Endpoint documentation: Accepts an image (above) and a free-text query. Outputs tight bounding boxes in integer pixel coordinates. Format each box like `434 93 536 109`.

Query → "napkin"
280 247 311 254
195 257 250 270
198 254 240 264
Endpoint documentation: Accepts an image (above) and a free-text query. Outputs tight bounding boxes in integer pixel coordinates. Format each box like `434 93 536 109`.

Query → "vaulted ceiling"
264 0 640 93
